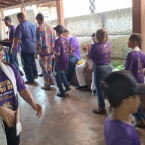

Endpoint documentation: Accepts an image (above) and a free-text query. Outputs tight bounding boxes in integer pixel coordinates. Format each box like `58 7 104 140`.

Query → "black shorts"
3 121 20 145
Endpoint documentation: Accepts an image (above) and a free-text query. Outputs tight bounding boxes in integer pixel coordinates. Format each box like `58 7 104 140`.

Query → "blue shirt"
14 20 36 53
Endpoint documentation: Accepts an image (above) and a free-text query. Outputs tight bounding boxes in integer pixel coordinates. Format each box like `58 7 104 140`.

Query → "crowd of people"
0 11 145 145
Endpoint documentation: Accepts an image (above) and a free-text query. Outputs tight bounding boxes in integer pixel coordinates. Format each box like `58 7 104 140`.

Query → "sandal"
41 86 51 90
93 108 106 114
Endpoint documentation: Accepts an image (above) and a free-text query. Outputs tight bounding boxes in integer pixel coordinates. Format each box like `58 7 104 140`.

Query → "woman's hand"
1 107 16 128
31 103 43 118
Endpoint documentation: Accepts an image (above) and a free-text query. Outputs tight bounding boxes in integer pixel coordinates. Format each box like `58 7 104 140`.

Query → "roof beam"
1 0 55 10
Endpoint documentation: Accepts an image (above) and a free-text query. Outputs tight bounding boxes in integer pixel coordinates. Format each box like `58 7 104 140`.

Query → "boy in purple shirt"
125 33 145 127
3 16 23 76
103 70 142 145
54 25 71 97
63 29 80 84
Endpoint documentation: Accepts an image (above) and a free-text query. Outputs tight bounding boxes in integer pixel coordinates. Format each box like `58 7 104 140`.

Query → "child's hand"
86 43 91 51
81 44 87 52
83 66 88 71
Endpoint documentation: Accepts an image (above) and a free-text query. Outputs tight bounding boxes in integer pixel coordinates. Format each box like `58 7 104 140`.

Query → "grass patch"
111 62 124 71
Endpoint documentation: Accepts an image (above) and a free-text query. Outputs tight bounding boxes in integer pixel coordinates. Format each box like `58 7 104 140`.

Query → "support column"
56 0 65 27
132 0 145 51
0 11 6 39
21 7 27 19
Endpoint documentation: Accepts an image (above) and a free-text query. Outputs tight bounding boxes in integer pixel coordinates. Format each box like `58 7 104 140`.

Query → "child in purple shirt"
125 33 145 127
87 29 112 114
54 25 71 97
103 70 142 145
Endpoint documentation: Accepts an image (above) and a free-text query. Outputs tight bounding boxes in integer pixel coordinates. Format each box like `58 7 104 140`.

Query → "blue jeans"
55 70 69 93
4 50 9 61
67 55 78 82
133 105 145 121
94 64 112 109
21 51 38 82
8 51 20 71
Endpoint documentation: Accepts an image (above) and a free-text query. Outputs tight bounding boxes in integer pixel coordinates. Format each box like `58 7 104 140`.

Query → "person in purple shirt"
103 70 142 145
63 29 80 84
2 16 23 76
11 13 38 84
0 48 43 145
125 33 145 127
54 25 71 97
87 29 112 114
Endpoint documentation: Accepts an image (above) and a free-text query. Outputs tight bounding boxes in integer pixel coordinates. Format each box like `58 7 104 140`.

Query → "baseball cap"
0 41 11 47
54 24 64 34
2 16 11 22
102 70 145 103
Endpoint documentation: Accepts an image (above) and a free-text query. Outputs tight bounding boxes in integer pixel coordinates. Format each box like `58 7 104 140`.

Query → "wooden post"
56 0 65 27
21 7 27 19
132 0 145 52
0 11 6 39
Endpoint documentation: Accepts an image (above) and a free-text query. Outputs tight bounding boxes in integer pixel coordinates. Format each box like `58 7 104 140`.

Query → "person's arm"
19 89 43 118
124 53 133 70
11 38 20 50
11 26 22 54
35 28 42 59
51 28 56 51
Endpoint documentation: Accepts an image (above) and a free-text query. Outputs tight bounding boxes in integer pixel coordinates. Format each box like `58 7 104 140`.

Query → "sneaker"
65 87 71 92
133 119 145 128
25 81 37 85
75 85 88 89
34 76 38 79
41 86 51 90
93 108 106 114
39 73 43 77
19 71 24 76
92 90 96 95
56 92 66 97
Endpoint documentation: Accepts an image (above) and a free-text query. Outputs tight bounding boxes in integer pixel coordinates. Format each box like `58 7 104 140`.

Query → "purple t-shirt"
87 42 112 65
0 64 26 110
125 51 145 83
55 37 70 71
104 117 141 145
9 25 19 52
69 37 80 61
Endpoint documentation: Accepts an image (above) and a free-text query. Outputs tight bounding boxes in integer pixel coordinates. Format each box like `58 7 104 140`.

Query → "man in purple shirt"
103 70 142 145
11 13 38 84
125 33 145 127
63 29 80 84
54 25 71 97
3 16 23 76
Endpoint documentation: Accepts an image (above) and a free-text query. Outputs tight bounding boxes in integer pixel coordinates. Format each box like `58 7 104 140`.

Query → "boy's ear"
123 97 131 105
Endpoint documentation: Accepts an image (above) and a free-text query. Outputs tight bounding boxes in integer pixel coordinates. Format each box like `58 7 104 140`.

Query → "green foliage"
111 62 124 71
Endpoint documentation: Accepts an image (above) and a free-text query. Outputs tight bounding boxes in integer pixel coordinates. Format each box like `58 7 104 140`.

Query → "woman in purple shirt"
87 29 112 114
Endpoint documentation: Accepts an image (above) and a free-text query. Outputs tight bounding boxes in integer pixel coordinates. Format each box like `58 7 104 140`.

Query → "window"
90 0 96 14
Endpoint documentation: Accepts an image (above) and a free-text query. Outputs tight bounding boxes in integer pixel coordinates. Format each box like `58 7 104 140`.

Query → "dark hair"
129 33 142 46
17 12 25 19
54 24 64 34
108 99 123 109
96 29 108 43
64 29 69 33
36 13 44 21
92 33 95 38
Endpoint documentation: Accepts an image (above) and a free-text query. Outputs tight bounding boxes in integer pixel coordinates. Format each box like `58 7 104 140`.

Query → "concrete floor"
3 54 145 145
18 75 145 145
